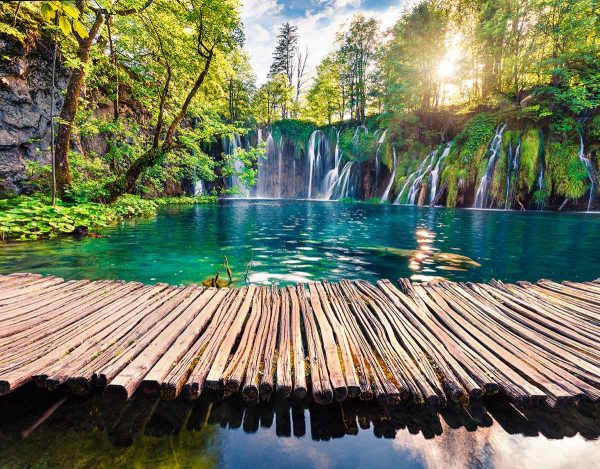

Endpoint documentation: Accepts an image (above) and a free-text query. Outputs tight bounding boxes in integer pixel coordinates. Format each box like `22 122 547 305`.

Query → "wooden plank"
323 282 373 399
313 282 361 398
0 282 143 393
184 288 250 398
43 284 172 390
222 287 264 398
287 286 307 399
306 283 347 401
478 284 600 362
66 286 182 394
275 288 292 397
239 288 269 400
356 280 446 405
411 283 546 404
444 283 600 403
377 279 475 401
259 287 280 400
297 284 333 404
325 282 394 401
394 279 501 396
338 280 404 404
105 286 208 400
469 283 600 385
427 283 577 407
141 288 224 394
203 286 256 390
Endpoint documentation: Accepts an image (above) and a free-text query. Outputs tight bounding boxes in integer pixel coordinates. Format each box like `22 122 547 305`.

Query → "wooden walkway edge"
1 273 599 408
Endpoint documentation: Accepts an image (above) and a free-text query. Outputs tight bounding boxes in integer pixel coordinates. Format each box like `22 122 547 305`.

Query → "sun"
437 58 456 78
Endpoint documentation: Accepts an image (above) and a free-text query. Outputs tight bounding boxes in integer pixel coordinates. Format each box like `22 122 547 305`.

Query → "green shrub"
0 194 159 241
111 194 157 218
154 196 218 205
0 196 117 241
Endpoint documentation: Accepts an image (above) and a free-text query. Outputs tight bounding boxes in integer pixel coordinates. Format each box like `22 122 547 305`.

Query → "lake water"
2 199 600 286
1 200 599 468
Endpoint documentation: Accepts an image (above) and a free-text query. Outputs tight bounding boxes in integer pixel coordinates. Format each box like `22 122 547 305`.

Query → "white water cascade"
394 149 437 205
380 147 397 202
224 134 249 197
374 130 387 189
256 131 272 197
473 124 508 209
429 143 452 206
328 161 361 200
323 129 342 199
504 138 521 210
577 129 595 211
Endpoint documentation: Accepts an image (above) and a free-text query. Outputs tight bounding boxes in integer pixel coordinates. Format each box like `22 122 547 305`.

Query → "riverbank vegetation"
0 0 598 213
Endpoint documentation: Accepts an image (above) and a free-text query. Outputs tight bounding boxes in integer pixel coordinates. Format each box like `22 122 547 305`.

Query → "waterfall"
577 128 595 211
255 130 276 198
193 179 204 196
323 129 342 199
328 161 361 200
307 129 337 199
394 148 438 205
473 124 508 209
277 134 283 198
374 130 387 189
504 138 521 210
224 134 249 197
429 143 452 205
380 147 396 202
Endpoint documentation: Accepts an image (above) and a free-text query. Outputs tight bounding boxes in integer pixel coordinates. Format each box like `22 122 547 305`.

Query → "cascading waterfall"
374 130 387 189
504 138 521 210
473 124 508 209
255 130 276 198
323 129 342 199
306 130 319 198
577 128 595 211
224 134 249 197
429 143 452 206
307 129 338 199
380 147 396 202
277 134 283 198
394 149 438 205
328 161 361 200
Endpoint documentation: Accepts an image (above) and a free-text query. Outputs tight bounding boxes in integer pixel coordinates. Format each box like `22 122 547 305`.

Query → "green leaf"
41 3 56 22
72 19 88 39
58 16 72 36
62 3 80 20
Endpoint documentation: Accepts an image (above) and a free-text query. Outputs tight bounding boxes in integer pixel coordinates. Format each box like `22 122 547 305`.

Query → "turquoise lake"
1 199 599 286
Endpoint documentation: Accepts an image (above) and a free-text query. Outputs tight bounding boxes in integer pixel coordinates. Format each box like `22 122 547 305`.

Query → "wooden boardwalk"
1 273 599 408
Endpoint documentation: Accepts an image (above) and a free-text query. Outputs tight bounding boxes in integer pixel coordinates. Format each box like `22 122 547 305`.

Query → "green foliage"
272 120 315 149
0 194 159 241
545 138 590 199
518 130 541 192
154 196 217 205
111 194 157 218
456 114 496 165
0 196 117 241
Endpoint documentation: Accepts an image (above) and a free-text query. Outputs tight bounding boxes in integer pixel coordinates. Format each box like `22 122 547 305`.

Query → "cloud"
241 0 406 85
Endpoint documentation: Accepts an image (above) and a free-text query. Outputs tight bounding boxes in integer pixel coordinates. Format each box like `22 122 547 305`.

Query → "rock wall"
0 35 68 195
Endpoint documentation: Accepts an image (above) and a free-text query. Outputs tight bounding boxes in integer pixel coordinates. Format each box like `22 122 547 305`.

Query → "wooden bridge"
0 273 599 408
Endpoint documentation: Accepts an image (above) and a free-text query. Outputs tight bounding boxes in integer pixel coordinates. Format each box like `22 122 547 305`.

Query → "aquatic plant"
0 195 156 241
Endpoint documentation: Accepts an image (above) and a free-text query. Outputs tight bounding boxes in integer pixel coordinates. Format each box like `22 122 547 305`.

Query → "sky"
241 0 409 85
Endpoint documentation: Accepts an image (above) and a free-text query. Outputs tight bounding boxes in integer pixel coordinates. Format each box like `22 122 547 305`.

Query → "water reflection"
0 385 598 468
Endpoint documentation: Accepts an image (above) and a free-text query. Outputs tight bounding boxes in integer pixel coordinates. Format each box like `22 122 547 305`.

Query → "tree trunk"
55 12 104 195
